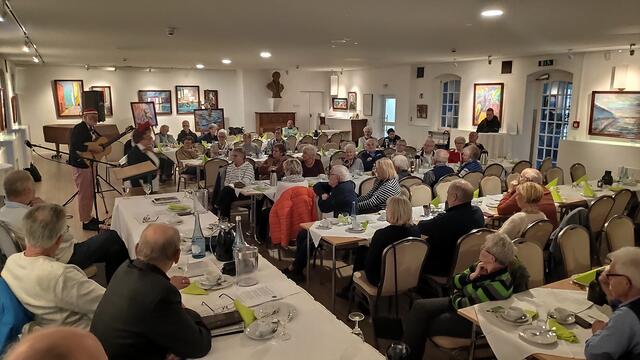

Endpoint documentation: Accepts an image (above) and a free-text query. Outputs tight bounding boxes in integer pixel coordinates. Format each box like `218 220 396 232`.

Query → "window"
383 97 396 133
535 81 572 167
440 79 460 128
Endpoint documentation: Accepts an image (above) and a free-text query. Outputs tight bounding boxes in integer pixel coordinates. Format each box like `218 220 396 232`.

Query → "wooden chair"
479 176 502 196
358 177 376 196
0 220 23 268
322 142 339 151
400 185 411 201
521 219 553 250
377 137 386 148
587 195 615 263
383 148 396 157
409 184 432 207
569 163 586 183
175 148 197 191
203 158 229 192
329 133 341 144
232 141 243 149
604 215 634 252
462 171 483 191
285 136 298 152
439 174 460 183
262 131 275 140
483 163 505 178
514 240 545 288
607 189 633 221
329 150 346 165
252 139 263 149
545 167 564 185
434 181 451 202
538 157 553 176
399 176 423 188
511 160 532 174
404 146 417 158
316 133 329 148
299 135 314 145
506 173 519 190
557 225 590 276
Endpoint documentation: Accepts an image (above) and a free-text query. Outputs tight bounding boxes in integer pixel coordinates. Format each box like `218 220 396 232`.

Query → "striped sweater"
357 177 401 214
224 162 255 185
450 263 513 310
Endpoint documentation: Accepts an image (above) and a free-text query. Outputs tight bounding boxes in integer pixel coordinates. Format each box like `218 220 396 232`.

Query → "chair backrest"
399 176 423 188
557 225 591 276
434 181 451 202
377 137 385 148
263 131 275 140
329 150 346 165
404 146 417 158
569 163 586 183
462 171 483 191
329 133 341 144
252 139 263 148
317 133 328 147
506 173 519 189
538 157 553 175
340 141 356 150
608 189 632 221
299 135 314 145
546 167 564 185
378 238 428 297
319 124 330 130
358 177 376 196
515 241 544 288
451 228 495 274
323 142 339 151
483 163 505 178
521 219 553 250
285 136 298 152
400 185 411 201
383 148 396 157
232 141 243 149
106 140 125 162
439 174 460 183
0 221 23 263
409 184 432 207
480 176 502 196
604 215 634 252
587 195 615 237
204 158 229 190
511 160 532 174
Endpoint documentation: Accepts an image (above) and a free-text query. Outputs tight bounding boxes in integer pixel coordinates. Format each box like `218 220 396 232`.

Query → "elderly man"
393 155 411 180
477 108 500 133
241 132 261 157
198 124 218 143
0 170 129 282
585 247 640 359
265 128 286 155
383 128 401 149
300 145 324 177
497 168 558 227
422 149 454 188
448 136 466 163
215 148 255 219
358 138 385 172
176 120 198 144
5 327 108 360
283 120 299 138
1 204 106 331
91 224 211 360
155 125 176 147
464 131 485 152
419 136 436 165
457 144 483 176
417 180 484 277
358 126 375 149
395 139 408 156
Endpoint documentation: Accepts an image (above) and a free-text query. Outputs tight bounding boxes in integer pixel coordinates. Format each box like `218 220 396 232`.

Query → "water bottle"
191 196 206 259
232 216 247 258
270 168 278 187
351 201 358 229
414 155 421 171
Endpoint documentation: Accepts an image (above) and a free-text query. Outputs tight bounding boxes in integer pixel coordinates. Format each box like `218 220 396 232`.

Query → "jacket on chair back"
269 187 317 247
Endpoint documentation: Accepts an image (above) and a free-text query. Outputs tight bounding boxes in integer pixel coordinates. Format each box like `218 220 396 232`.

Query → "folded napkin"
473 189 479 199
181 282 207 295
547 319 578 343
234 299 256 326
545 178 558 189
202 155 209 163
524 309 539 320
573 175 587 185
609 185 624 192
550 188 563 203
582 182 595 197
431 196 441 207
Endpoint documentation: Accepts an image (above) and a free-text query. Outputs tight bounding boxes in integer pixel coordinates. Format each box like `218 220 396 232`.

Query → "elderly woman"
357 157 401 214
241 133 261 157
155 125 176 146
498 182 547 240
457 144 483 176
215 148 255 219
383 128 401 149
342 143 364 173
275 158 309 201
257 143 286 180
265 128 286 155
392 155 411 180
448 136 466 163
422 149 454 188
357 126 374 149
403 233 517 360
358 138 385 172
394 139 408 156
211 129 232 157
419 136 436 165
300 145 324 177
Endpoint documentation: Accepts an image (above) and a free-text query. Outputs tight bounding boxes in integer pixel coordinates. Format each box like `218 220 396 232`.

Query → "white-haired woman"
357 158 401 214
357 126 374 149
392 155 411 180
342 143 364 173
275 158 308 201
300 145 324 177
211 129 232 156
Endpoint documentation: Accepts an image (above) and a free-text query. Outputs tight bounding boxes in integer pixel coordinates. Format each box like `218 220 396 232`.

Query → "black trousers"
215 186 248 219
67 230 130 283
157 154 174 179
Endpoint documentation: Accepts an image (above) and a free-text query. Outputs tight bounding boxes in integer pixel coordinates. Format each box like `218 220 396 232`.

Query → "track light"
0 1 7 22
630 43 636 56
32 56 40 63
22 39 30 52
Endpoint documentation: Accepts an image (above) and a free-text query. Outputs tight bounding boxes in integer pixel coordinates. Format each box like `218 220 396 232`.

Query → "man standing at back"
91 223 211 360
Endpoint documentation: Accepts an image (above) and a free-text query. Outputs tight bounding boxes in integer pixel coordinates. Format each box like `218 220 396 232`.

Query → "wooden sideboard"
350 119 367 142
255 112 295 134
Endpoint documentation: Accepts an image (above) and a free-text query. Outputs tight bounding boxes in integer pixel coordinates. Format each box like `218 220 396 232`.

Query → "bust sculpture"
266 71 284 98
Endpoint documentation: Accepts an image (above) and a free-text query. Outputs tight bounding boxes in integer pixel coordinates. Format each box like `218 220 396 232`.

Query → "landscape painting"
138 90 172 114
176 85 200 114
472 83 503 126
332 97 348 110
194 108 224 131
53 80 84 117
589 91 640 139
130 101 158 126
90 85 113 116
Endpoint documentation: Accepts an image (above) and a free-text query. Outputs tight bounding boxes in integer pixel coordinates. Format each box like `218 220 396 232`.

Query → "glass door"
383 97 397 133
534 81 572 167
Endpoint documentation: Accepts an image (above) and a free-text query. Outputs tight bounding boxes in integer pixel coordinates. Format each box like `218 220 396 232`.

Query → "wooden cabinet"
255 112 295 134
350 119 368 142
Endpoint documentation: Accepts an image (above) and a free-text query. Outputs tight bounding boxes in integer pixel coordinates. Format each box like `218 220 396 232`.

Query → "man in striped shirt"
214 148 255 219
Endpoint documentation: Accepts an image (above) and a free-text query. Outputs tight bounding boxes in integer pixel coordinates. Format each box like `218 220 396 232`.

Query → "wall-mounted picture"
53 80 84 117
417 104 428 119
348 92 357 111
11 95 19 124
176 85 200 114
363 93 373 116
203 89 219 109
130 101 158 126
194 108 225 131
589 91 640 139
332 97 348 110
90 85 113 116
138 90 172 115
472 83 504 126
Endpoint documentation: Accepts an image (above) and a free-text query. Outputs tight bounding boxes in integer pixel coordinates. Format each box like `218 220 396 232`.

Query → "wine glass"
122 183 131 198
142 183 152 198
277 310 293 341
348 312 365 341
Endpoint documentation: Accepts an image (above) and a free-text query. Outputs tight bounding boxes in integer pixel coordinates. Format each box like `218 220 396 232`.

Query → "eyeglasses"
605 273 629 281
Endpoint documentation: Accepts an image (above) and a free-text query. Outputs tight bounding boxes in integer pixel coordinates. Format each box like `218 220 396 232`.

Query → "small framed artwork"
176 85 200 114
11 94 19 123
417 104 428 119
203 89 219 109
90 85 113 116
589 91 640 139
472 83 504 126
130 101 158 126
138 90 172 115
332 97 348 110
53 79 84 117
363 93 373 116
348 91 357 111
194 108 225 131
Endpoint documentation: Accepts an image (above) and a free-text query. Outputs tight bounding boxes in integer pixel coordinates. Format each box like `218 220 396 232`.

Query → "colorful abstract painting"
194 108 224 131
130 102 158 126
203 89 219 109
90 85 113 116
332 97 348 110
138 90 172 114
53 80 84 117
589 91 640 139
472 83 503 126
176 85 200 114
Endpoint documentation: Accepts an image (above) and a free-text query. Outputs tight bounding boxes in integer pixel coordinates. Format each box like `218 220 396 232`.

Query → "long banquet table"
110 192 384 360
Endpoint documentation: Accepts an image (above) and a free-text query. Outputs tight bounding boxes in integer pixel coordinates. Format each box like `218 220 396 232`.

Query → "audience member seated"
448 136 466 163
394 139 408 156
357 126 375 149
417 179 484 277
476 108 501 133
283 120 299 138
419 136 436 165
283 165 357 282
90 224 211 360
257 143 286 180
265 128 287 155
198 124 218 143
0 170 129 283
342 143 364 173
215 148 255 219
464 131 485 152
300 145 324 177
359 138 385 172
393 155 411 180
422 149 454 189
176 136 199 177
357 158 401 214
498 182 547 240
585 247 640 360
126 125 165 186
457 144 483 176
1 204 105 332
154 125 176 147
5 327 108 360
240 132 261 157
211 129 232 156
176 120 198 144
403 233 516 360
497 168 558 228
382 128 401 148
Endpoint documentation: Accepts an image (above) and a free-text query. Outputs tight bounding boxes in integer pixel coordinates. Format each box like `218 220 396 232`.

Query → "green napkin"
572 266 605 286
202 155 209 163
573 175 587 185
181 282 207 295
473 189 479 199
550 188 563 203
431 196 441 207
609 185 624 192
234 299 256 326
545 178 558 189
524 309 538 320
547 319 578 343
582 181 595 197
361 220 369 230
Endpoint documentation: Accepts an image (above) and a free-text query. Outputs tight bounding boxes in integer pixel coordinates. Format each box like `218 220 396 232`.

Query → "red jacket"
497 188 559 228
269 186 317 247
448 150 462 164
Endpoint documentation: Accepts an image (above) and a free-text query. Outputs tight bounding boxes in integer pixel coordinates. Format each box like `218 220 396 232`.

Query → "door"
382 97 397 134
534 81 572 167
302 91 324 132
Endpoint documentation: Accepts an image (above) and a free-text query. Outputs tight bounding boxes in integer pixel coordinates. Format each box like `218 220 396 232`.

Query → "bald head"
6 327 107 360
447 179 474 207
136 223 181 271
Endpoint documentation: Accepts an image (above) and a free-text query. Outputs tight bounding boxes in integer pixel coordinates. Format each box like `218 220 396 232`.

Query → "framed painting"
589 91 640 139
417 104 428 119
194 108 225 131
90 85 113 116
130 102 158 126
332 97 348 110
363 93 373 116
11 94 19 123
53 80 84 117
472 83 504 126
176 85 200 114
203 89 219 109
138 90 172 115
348 91 357 111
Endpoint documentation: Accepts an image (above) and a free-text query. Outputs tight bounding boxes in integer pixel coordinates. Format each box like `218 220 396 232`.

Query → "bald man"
90 224 211 360
6 327 107 360
497 168 558 227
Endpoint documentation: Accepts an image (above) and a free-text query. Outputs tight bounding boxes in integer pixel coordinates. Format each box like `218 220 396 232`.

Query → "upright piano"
43 123 120 158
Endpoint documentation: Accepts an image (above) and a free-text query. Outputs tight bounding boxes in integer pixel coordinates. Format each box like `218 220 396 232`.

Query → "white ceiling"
1 0 639 70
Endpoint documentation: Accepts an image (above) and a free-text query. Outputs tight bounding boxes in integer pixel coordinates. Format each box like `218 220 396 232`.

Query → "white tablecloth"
477 133 511 159
157 148 179 164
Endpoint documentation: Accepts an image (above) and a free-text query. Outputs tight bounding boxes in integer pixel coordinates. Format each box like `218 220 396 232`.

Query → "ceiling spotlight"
221 59 232 64
146 67 153 72
22 39 31 53
487 55 493 65
32 56 40 63
105 66 116 71
481 9 503 17
630 43 636 56
166 27 176 37
84 64 90 70
618 49 623 53
0 2 7 22
196 64 205 69
260 51 272 58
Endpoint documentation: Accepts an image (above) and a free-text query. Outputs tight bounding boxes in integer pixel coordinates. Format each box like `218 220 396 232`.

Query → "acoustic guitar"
77 125 134 166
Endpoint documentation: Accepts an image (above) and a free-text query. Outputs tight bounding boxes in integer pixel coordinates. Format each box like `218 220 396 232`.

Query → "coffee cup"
552 307 574 323
204 267 222 284
503 306 526 322
321 218 331 228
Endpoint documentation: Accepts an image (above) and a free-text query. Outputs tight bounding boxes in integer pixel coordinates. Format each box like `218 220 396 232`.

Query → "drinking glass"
142 183 152 198
278 310 294 341
348 312 365 341
235 245 259 287
176 253 189 276
193 189 209 214
122 183 131 197
422 204 431 218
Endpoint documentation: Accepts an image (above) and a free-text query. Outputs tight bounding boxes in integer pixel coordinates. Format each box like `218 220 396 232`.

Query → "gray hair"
448 179 474 203
302 144 317 155
365 138 377 146
4 170 34 200
363 126 372 133
608 247 640 288
208 124 218 130
283 158 303 177
217 129 228 137
23 204 66 248
424 137 435 145
137 224 181 264
521 168 544 185
331 164 351 182
464 144 481 160
482 233 517 266
392 155 410 171
434 149 449 164
454 136 466 144
344 143 357 153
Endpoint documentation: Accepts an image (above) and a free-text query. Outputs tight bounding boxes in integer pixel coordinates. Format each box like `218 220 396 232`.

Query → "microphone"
25 140 33 148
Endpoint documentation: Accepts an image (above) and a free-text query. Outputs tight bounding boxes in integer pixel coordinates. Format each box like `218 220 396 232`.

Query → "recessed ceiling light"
32 56 40 63
221 59 232 64
260 51 272 58
481 9 503 17
196 64 205 69
105 66 116 71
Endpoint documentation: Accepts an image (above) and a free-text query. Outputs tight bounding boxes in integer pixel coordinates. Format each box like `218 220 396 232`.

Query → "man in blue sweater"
422 149 455 188
359 138 385 172
457 144 483 176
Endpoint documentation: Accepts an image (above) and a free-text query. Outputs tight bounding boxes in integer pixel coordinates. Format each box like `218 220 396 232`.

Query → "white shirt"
224 161 255 186
498 211 547 240
0 201 75 263
136 143 160 167
1 253 105 332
